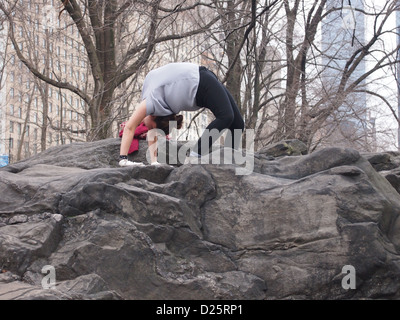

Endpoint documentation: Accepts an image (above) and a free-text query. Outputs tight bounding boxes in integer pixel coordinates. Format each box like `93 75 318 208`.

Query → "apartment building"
320 0 377 151
0 0 212 165
0 0 88 164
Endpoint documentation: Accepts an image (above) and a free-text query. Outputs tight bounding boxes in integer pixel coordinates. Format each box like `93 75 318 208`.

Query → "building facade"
0 0 210 164
320 0 376 151
0 0 88 163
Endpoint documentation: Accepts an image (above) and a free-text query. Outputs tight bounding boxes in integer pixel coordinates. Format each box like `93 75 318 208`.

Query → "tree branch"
0 1 91 104
223 0 279 83
116 8 220 86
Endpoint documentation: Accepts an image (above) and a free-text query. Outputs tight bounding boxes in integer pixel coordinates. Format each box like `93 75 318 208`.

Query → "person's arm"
147 131 158 164
120 100 147 157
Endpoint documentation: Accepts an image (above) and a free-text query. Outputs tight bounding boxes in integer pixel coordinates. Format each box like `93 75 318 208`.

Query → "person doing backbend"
119 62 244 166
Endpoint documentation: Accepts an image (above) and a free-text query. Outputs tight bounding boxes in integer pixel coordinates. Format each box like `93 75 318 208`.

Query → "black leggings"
194 67 245 155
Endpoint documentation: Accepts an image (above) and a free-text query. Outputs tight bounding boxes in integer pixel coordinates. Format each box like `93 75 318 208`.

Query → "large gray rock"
362 151 400 196
258 139 308 157
1 139 400 299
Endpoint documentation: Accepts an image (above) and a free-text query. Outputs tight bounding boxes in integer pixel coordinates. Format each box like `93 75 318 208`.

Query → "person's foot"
119 159 145 167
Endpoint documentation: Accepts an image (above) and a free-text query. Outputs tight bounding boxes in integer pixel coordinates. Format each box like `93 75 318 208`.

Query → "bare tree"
303 0 400 150
0 0 220 141
2 0 399 154
198 0 400 152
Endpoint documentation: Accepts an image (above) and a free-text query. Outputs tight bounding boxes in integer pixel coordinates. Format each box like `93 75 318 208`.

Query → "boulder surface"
1 138 400 299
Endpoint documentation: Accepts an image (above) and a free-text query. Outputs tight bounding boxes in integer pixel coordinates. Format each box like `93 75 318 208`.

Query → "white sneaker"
119 159 145 167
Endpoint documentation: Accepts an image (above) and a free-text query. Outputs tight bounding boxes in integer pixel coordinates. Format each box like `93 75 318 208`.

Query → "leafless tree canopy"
1 0 400 153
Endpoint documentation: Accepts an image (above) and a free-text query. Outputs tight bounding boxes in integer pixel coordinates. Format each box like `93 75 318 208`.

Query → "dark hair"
154 114 183 135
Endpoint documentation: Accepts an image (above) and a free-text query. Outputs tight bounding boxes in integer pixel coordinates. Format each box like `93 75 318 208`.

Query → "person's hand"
119 159 145 167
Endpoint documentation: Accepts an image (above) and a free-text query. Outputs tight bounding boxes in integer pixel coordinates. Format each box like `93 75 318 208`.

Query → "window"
10 121 14 133
9 105 14 116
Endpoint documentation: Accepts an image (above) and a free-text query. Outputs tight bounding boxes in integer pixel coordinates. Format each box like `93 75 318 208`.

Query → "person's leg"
223 87 245 150
194 69 235 156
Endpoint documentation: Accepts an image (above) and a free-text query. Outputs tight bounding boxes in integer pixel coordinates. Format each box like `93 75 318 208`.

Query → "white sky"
363 0 399 150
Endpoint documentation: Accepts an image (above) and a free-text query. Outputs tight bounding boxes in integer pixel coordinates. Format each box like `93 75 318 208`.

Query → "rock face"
258 139 308 157
362 151 400 196
1 138 400 300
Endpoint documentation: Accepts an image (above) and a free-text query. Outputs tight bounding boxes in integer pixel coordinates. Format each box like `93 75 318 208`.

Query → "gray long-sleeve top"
141 62 201 116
